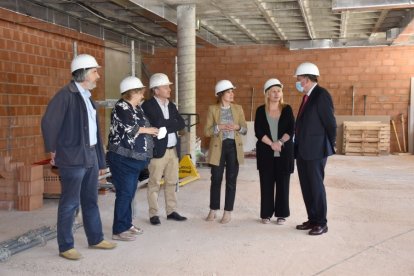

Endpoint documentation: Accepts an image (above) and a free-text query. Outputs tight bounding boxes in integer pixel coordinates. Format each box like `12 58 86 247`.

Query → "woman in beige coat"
204 80 247 223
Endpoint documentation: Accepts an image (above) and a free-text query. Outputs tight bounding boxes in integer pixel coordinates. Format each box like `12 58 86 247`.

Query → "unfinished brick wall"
0 8 105 164
1 7 413 159
143 45 414 152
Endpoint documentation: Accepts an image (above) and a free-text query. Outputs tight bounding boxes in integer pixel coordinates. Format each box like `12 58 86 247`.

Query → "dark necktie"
297 94 309 118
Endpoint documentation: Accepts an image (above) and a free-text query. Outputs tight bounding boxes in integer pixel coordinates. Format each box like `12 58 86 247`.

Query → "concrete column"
177 4 196 162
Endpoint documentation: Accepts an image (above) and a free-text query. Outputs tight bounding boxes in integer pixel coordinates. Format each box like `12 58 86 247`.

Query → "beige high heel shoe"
206 210 216 221
220 211 231 224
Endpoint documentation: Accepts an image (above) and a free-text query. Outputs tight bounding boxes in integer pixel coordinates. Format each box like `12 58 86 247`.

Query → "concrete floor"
0 154 413 276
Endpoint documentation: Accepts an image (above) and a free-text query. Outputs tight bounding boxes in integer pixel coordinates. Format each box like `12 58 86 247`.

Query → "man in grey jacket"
41 54 116 260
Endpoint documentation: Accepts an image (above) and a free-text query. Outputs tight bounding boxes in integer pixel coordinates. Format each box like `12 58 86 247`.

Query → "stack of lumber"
343 121 390 156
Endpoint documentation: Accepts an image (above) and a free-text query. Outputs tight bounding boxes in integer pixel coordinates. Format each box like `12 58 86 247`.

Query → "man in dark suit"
294 62 337 236
141 73 187 226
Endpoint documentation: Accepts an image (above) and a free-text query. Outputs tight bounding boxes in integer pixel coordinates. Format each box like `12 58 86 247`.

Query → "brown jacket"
204 103 247 166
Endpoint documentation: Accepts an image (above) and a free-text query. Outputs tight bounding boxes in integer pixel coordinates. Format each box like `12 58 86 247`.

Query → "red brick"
18 165 43 182
17 194 43 211
17 179 44 196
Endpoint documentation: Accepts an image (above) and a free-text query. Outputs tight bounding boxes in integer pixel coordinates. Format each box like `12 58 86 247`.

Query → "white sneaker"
261 218 271 224
129 225 144 235
112 231 136 241
276 218 286 225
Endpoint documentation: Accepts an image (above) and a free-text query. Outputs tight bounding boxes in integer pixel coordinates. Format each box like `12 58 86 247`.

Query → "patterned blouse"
214 105 248 140
107 99 154 160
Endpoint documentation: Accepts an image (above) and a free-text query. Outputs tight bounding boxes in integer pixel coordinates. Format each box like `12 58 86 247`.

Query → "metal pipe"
0 223 82 262
0 227 54 250
175 56 178 105
363 95 367 115
73 41 77 57
409 77 414 153
130 40 135 76
0 226 50 248
351 86 355 115
250 87 255 121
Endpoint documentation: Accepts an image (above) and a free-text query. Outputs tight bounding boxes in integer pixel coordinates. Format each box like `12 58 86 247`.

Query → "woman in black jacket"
107 76 158 241
254 78 295 225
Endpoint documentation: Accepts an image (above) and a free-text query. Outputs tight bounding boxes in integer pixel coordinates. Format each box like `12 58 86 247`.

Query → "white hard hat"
263 78 283 94
215 80 235 96
71 54 100 73
120 76 145 94
294 62 320 77
149 73 173 89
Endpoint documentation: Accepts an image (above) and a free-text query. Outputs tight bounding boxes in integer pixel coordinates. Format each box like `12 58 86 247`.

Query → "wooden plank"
343 121 390 155
336 116 390 154
345 138 380 142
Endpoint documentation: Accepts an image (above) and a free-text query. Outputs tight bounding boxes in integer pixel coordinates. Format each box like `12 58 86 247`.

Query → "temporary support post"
73 41 78 57
351 86 355 115
130 40 135 76
363 95 367 115
175 56 179 104
409 78 414 153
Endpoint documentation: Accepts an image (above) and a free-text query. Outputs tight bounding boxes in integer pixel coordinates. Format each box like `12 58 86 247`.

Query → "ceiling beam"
332 0 414 11
114 0 219 47
340 11 349 38
372 10 389 33
297 0 315 39
210 1 261 43
199 21 236 45
253 0 287 40
228 15 261 43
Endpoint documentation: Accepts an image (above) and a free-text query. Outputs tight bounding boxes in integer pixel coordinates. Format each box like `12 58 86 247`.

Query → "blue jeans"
107 151 148 235
57 150 103 252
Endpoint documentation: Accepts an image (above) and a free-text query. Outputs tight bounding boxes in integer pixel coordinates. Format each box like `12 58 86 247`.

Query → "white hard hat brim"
151 82 173 88
215 86 236 95
264 84 283 93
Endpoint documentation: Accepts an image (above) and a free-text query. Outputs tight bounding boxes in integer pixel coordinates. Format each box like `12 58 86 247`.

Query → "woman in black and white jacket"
107 76 158 241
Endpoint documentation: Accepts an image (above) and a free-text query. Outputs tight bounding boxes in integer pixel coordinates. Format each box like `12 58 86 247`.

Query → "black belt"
167 146 175 149
90 144 96 148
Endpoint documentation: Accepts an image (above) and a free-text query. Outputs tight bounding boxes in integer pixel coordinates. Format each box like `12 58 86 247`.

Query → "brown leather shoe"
296 221 313 230
309 225 328 235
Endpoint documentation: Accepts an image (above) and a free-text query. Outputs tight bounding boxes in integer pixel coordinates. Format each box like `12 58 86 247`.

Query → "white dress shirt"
75 82 97 146
155 96 177 148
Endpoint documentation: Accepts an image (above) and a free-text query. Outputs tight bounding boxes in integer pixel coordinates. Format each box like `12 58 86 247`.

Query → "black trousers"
296 154 328 226
210 139 239 211
258 157 290 219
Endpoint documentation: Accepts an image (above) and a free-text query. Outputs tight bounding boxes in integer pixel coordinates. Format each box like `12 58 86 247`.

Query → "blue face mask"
295 81 304 93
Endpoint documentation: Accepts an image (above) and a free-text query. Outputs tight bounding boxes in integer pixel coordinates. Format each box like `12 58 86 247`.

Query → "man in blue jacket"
294 62 337 236
41 54 116 260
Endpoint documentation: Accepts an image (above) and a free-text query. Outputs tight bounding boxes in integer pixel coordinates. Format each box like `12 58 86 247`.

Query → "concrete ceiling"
2 0 414 51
